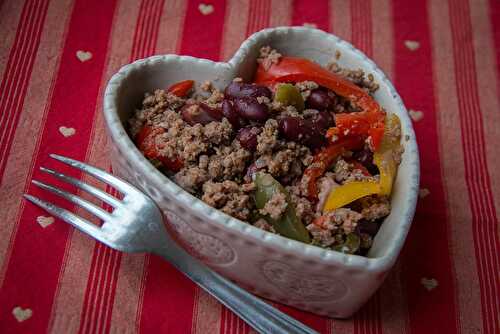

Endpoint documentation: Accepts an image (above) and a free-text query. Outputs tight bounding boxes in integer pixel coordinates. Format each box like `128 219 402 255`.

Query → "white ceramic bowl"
103 27 420 318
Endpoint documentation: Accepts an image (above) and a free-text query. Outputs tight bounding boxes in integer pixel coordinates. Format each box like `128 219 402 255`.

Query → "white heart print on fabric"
76 50 92 62
12 306 32 322
59 126 76 137
36 215 54 228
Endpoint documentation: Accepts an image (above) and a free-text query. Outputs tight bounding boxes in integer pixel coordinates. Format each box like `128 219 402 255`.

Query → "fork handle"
154 246 318 334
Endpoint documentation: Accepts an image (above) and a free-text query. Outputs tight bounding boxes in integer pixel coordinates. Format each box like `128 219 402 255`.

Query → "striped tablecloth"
0 0 499 333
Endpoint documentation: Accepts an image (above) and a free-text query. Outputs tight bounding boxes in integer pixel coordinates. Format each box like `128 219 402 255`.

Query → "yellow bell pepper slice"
323 181 381 212
373 114 402 195
322 114 402 212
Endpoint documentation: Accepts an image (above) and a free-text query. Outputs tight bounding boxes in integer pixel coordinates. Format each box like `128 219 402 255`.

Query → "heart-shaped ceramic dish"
103 27 419 318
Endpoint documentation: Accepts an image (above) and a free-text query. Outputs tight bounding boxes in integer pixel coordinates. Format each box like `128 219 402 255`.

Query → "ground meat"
295 81 319 100
256 119 279 154
202 180 252 220
178 124 209 162
256 96 271 104
326 62 379 94
198 155 209 169
334 158 376 184
260 192 288 220
278 105 301 118
306 208 363 247
257 46 282 71
255 142 311 180
267 150 298 177
200 80 212 91
174 166 209 193
128 47 400 255
204 89 224 107
254 218 276 233
128 90 186 137
203 119 233 145
307 224 339 247
207 143 251 180
358 195 391 221
287 188 315 224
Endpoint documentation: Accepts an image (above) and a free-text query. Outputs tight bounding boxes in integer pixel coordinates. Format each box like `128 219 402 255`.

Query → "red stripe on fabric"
138 256 197 333
178 0 227 60
101 196 123 334
392 1 459 333
291 0 329 31
492 0 500 87
130 0 147 62
78 237 104 334
95 249 120 334
351 0 372 58
356 293 382 334
79 1 166 332
0 0 49 183
0 0 117 332
272 303 329 333
450 2 500 333
79 188 123 334
450 1 500 332
147 0 165 57
2 0 45 148
139 1 227 332
219 305 226 334
0 0 37 129
87 245 113 334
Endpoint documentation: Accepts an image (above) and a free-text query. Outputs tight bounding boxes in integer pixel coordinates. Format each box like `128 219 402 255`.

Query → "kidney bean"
233 97 269 122
355 219 380 237
310 111 334 133
224 82 272 100
180 102 222 125
278 116 326 149
236 126 262 151
307 88 334 110
352 149 379 175
222 99 245 129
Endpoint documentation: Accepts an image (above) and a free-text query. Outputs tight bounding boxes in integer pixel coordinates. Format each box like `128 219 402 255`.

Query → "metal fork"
24 154 318 334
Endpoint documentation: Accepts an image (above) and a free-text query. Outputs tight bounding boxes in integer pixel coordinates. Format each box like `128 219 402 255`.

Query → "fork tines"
24 154 128 240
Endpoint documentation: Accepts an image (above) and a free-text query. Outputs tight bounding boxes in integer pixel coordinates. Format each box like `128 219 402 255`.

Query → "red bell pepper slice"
167 80 194 97
135 126 183 172
255 56 386 149
302 137 364 201
328 110 385 149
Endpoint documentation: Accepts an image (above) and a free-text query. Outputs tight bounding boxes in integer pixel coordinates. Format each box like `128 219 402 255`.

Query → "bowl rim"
103 26 420 272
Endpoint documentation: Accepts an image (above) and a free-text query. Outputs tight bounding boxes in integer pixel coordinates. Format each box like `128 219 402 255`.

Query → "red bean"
224 82 272 100
307 88 334 110
278 116 326 149
352 149 379 175
236 126 262 151
355 219 380 237
181 102 222 125
233 97 269 122
310 111 334 133
222 99 245 129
